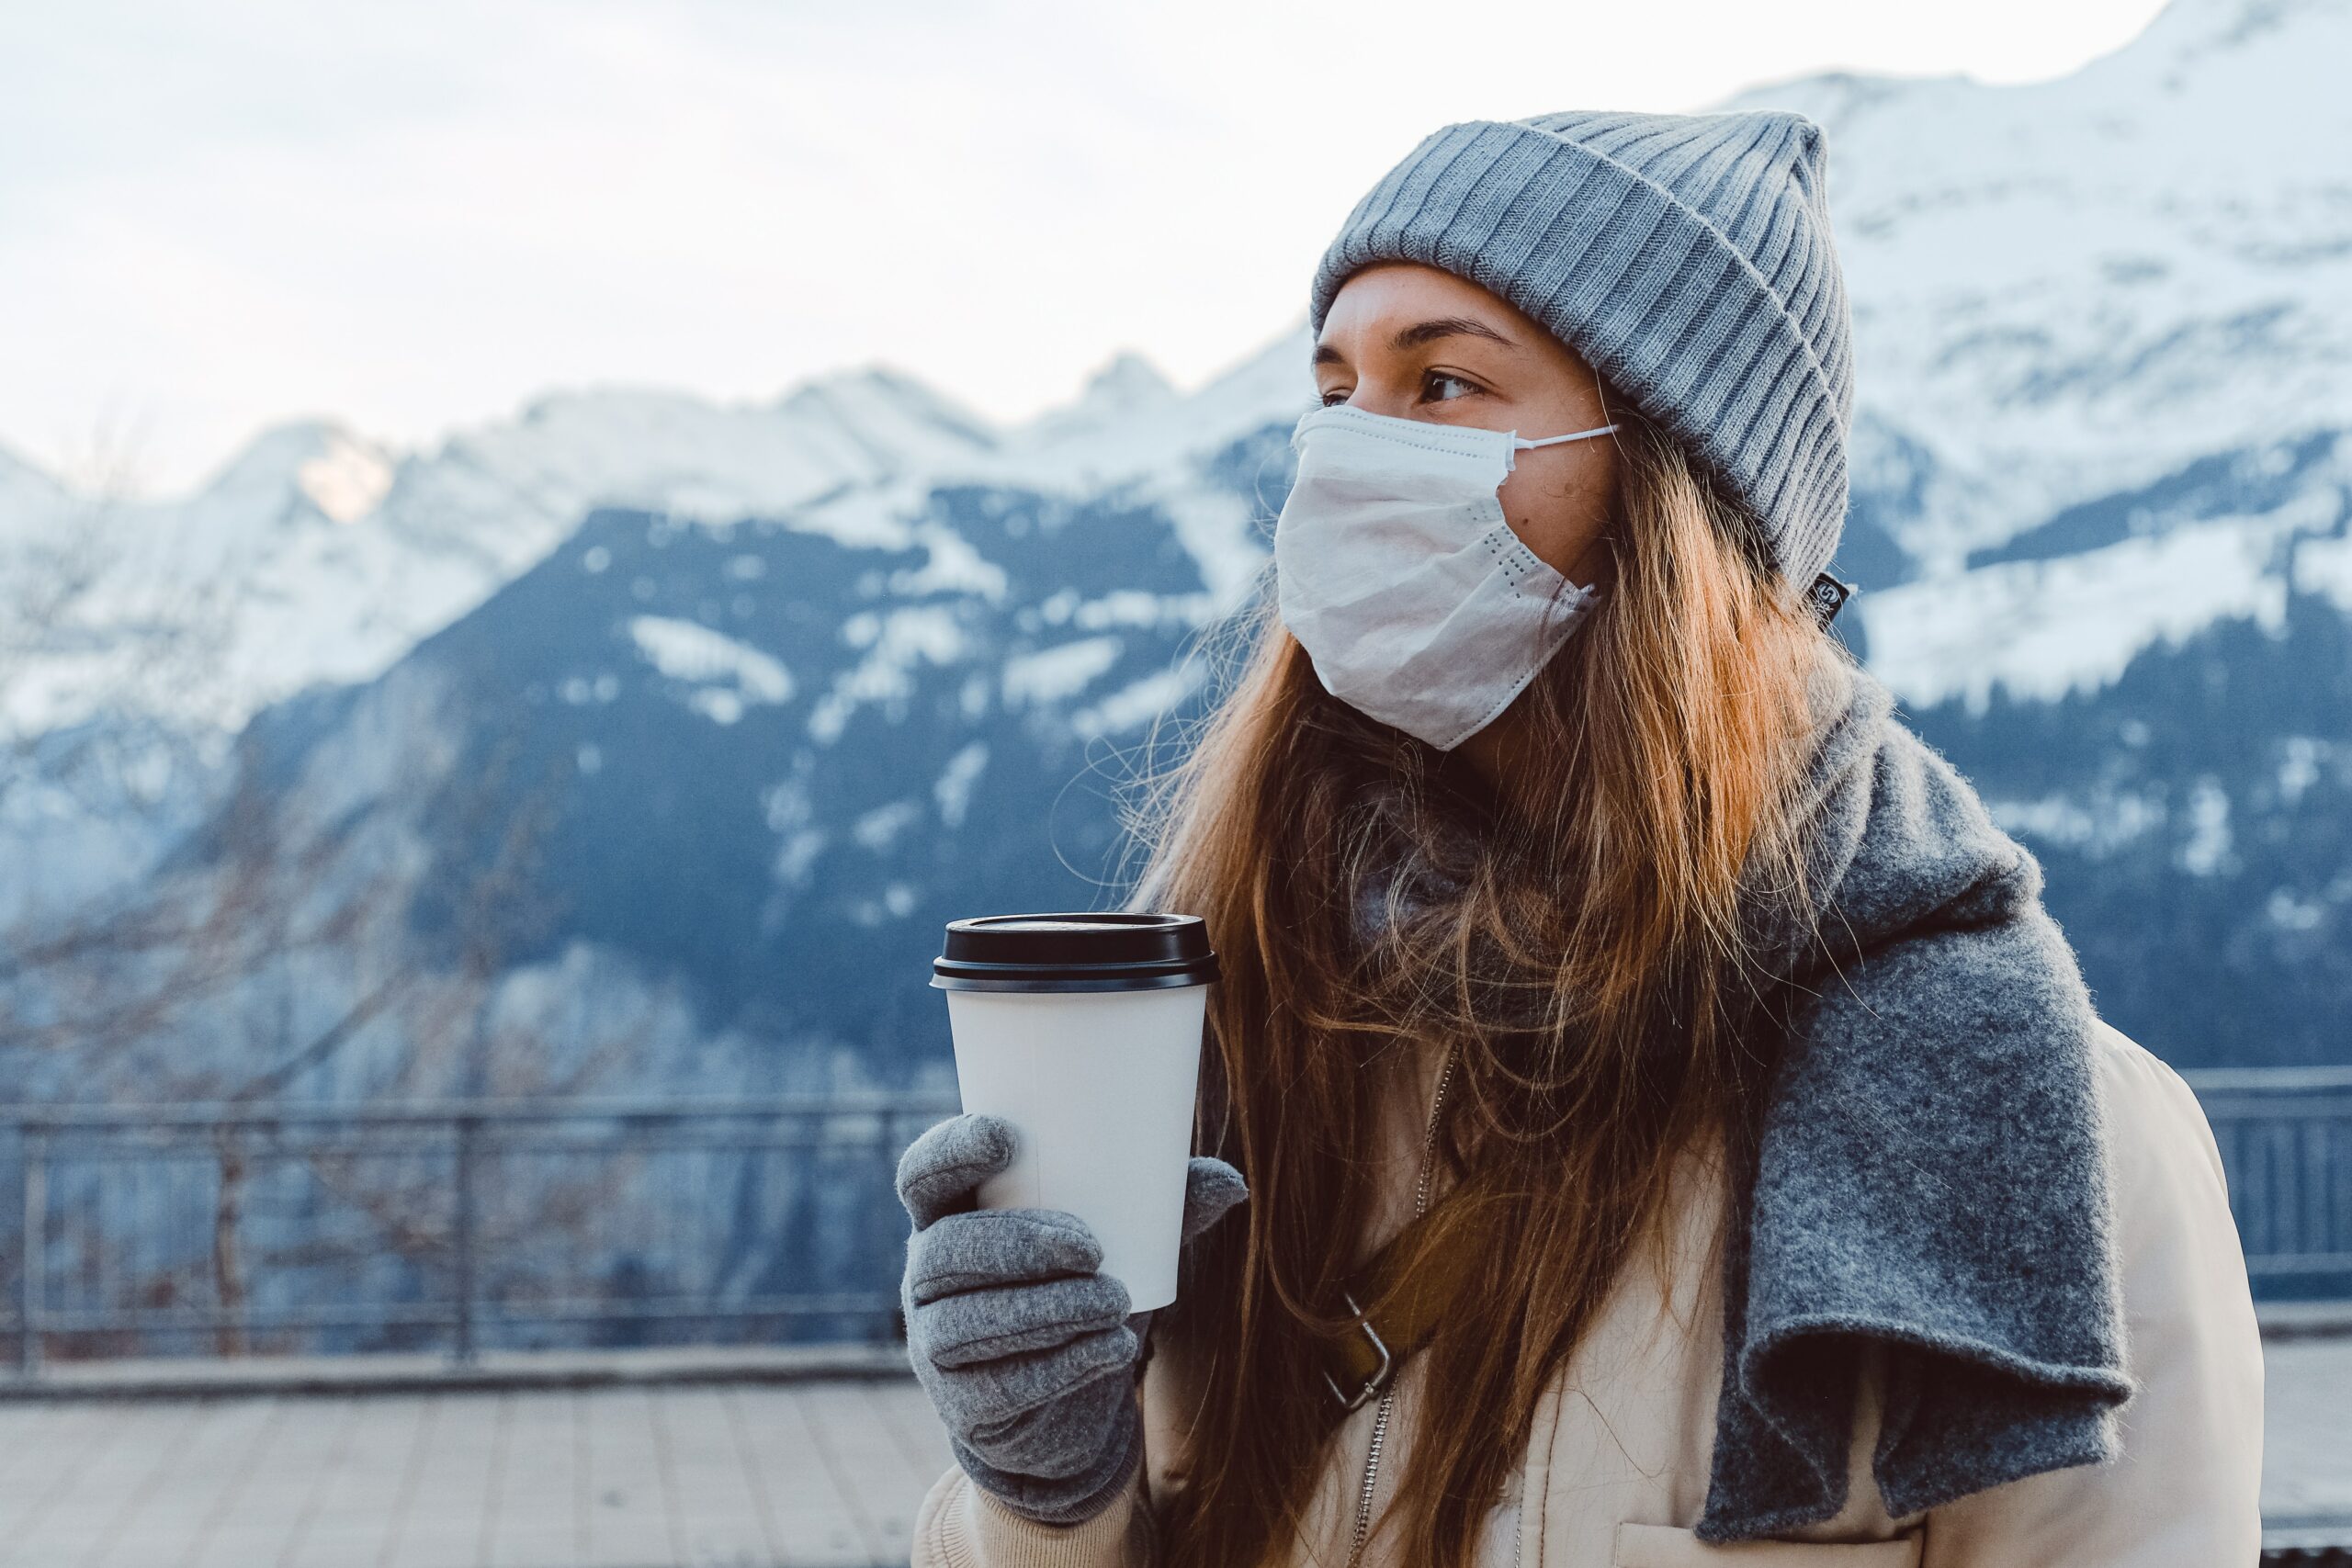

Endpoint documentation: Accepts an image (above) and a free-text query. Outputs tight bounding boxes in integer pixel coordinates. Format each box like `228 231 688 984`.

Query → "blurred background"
3 0 2347 1562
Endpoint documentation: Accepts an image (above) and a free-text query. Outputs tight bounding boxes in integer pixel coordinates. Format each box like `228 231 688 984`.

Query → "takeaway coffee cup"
931 912 1220 1312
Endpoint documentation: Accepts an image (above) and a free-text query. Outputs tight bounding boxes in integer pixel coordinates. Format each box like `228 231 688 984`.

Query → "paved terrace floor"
1 1339 2346 1567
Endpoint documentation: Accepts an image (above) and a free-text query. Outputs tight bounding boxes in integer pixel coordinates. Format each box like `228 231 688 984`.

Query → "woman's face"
1310 261 1623 588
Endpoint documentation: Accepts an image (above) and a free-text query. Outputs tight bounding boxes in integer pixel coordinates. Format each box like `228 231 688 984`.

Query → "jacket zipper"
1345 1039 1460 1568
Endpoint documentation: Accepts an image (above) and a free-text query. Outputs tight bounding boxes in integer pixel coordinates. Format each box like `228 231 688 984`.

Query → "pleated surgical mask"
1272 401 1618 750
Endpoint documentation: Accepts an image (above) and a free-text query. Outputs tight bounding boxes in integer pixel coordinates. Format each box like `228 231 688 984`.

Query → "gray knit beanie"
1307 109 1857 603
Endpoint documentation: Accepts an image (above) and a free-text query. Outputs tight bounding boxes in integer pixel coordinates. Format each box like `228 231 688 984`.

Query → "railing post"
452 1115 479 1366
18 1126 45 1378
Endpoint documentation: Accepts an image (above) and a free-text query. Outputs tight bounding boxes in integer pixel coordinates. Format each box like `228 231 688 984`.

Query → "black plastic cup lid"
931 912 1220 992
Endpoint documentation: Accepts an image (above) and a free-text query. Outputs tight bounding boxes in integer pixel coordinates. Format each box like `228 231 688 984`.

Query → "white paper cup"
932 913 1219 1313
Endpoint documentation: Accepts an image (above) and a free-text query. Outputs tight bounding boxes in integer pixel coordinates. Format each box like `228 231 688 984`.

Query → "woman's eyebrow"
1311 316 1521 367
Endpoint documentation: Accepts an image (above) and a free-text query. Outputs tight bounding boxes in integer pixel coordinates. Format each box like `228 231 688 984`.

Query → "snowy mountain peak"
775 364 1000 464
1079 350 1177 412
2134 0 2326 60
1004 348 1182 452
191 420 394 525
299 429 397 525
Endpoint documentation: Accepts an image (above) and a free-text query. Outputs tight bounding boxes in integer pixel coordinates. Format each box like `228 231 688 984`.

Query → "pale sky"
4 0 2172 499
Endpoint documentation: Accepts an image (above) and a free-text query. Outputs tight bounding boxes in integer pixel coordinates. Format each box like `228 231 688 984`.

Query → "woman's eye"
1315 375 1476 408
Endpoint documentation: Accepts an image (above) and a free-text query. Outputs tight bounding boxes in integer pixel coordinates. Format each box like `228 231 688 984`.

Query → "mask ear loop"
1513 423 1620 448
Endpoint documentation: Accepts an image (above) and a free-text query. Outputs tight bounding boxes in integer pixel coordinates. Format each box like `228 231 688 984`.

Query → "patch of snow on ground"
1072 665 1204 739
1860 513 2298 712
807 605 970 744
2277 737 2332 807
933 742 989 829
1069 591 1213 632
852 799 922 852
889 526 1008 602
1987 789 2165 857
1002 638 1123 707
2177 775 2233 876
2293 531 2352 612
628 615 795 725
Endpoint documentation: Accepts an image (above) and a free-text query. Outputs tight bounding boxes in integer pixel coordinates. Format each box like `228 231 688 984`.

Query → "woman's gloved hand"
895 1112 1247 1526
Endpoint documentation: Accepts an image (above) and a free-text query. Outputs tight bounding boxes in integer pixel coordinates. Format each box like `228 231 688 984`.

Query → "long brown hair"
1124 395 1845 1568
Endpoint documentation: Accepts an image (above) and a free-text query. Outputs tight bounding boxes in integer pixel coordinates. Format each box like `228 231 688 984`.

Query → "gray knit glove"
896 1112 1247 1526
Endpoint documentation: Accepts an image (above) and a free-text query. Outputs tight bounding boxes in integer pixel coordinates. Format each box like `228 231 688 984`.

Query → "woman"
894 108 2264 1567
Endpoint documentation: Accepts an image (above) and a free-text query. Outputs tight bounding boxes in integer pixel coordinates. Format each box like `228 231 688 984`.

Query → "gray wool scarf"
1345 651 2135 1540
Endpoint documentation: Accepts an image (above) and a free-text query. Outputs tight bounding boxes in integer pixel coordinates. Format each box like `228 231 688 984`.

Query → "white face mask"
1272 401 1619 750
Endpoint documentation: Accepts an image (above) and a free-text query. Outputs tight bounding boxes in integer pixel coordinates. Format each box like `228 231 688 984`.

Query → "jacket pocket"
1612 1522 1922 1567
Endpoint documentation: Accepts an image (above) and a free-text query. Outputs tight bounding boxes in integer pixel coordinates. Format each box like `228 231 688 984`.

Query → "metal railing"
2 1069 2346 1374
4 1092 958 1372
2184 1067 2352 1284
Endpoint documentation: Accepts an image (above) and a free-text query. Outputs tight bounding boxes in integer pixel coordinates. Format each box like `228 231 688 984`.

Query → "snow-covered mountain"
0 372 992 739
3 0 2348 1094
1725 0 2352 705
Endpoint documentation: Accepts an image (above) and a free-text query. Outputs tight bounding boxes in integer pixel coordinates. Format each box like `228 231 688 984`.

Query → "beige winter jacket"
909 1018 2265 1567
